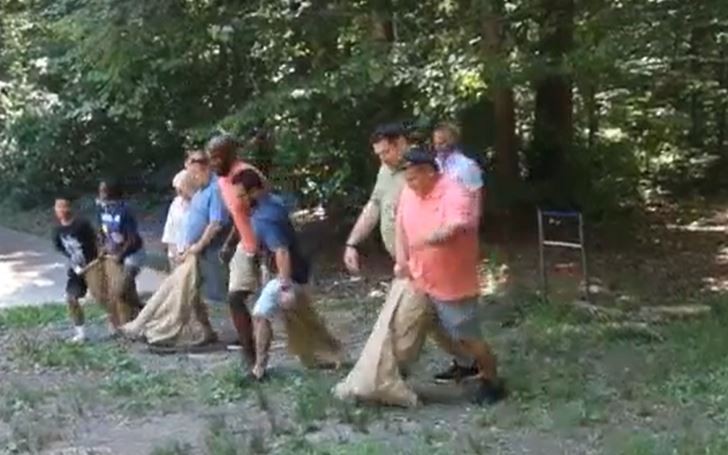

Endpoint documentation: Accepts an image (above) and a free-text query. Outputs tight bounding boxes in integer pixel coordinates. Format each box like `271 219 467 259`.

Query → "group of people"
51 121 506 404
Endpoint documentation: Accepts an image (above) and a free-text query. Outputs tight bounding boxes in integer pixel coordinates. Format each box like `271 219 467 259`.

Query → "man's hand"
393 262 411 279
219 246 234 265
343 245 360 274
279 286 296 310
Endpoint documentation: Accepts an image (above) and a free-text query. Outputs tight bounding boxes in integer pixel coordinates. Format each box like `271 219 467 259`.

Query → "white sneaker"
70 326 87 343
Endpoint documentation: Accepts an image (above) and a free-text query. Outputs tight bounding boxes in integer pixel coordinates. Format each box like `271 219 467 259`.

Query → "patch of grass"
198 364 254 405
103 370 194 415
10 336 140 372
0 303 105 329
0 383 49 422
288 374 336 430
150 441 194 455
4 409 64 454
204 415 266 455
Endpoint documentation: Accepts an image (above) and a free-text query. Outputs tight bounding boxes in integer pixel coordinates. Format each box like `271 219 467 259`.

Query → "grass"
10 336 140 372
0 382 49 423
103 370 196 415
0 303 106 329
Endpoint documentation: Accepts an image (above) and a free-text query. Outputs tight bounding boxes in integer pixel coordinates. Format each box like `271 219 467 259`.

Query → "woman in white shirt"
162 169 197 271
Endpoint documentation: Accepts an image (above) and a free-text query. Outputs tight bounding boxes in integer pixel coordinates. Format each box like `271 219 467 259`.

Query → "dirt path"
0 226 166 309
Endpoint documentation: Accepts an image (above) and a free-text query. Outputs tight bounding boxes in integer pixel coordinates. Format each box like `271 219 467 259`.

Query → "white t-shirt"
162 196 189 256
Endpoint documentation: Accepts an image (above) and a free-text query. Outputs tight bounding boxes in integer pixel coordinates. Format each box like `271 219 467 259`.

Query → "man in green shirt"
343 122 407 269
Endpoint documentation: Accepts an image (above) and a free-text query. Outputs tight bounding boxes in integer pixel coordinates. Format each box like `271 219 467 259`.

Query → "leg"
252 317 273 380
251 279 284 379
432 297 506 405
227 246 260 368
66 270 87 343
192 294 218 343
430 325 479 384
228 291 256 366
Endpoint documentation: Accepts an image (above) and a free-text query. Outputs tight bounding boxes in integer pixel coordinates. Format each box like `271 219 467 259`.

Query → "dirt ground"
1 198 727 454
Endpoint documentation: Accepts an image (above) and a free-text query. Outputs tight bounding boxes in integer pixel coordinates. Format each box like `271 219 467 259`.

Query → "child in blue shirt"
97 178 146 320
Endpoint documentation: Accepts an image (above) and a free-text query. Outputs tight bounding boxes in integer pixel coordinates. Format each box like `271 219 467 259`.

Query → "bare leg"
228 291 256 367
252 317 273 380
67 296 85 327
458 339 498 381
457 338 506 404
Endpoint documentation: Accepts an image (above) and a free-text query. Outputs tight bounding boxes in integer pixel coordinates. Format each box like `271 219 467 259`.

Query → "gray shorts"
429 296 482 341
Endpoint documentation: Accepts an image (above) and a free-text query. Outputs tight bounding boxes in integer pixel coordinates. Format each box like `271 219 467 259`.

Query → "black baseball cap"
403 146 438 170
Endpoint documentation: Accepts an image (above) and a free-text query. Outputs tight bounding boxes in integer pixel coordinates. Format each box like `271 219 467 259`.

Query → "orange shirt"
217 161 267 254
396 175 480 301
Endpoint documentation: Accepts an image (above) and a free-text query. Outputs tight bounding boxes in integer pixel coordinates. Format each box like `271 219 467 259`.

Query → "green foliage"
1 0 727 214
9 336 140 372
0 303 105 329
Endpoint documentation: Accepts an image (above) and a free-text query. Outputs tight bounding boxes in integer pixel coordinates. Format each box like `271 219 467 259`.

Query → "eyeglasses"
188 157 209 165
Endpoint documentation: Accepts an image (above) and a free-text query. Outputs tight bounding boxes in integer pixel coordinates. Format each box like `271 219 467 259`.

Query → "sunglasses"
189 157 209 165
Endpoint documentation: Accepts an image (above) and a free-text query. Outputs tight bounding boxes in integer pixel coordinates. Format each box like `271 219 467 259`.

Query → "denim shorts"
429 295 482 341
252 278 305 320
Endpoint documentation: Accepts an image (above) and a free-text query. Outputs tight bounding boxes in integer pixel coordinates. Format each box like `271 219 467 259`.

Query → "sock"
74 325 86 339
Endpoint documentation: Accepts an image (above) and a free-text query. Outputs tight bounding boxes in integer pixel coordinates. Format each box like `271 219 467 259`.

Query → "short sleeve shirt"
97 201 143 255
435 150 484 191
162 196 190 252
369 164 406 258
251 194 310 284
183 175 229 247
397 175 480 301
218 161 268 254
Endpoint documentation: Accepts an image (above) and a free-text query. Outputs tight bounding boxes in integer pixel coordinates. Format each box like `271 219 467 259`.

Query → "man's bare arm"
346 201 380 246
191 221 223 252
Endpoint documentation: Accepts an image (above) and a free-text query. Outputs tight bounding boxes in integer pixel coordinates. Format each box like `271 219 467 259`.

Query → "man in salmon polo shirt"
207 133 269 370
394 147 506 405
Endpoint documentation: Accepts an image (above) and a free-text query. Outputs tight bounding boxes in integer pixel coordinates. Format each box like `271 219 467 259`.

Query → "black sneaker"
433 361 479 384
473 378 507 405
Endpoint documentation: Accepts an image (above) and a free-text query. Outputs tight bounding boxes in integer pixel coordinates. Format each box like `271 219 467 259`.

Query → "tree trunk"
531 0 574 183
480 7 519 184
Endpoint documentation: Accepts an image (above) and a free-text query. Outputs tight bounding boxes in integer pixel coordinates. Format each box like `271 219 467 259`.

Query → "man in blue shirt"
181 150 230 305
231 168 339 380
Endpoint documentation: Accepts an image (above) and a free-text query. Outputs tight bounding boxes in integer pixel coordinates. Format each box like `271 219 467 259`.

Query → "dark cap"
370 122 407 144
403 146 438 170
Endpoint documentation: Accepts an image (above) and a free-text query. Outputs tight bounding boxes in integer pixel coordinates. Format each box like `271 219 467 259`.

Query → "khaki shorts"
229 245 259 293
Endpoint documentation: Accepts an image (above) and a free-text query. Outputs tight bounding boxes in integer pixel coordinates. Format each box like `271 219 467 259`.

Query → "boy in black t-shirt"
52 196 99 343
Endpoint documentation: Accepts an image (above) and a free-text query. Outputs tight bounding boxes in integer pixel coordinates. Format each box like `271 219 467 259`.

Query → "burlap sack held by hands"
120 255 213 347
283 291 344 368
83 256 139 325
333 277 432 407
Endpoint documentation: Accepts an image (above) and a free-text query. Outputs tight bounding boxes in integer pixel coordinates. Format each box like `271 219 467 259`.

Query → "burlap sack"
333 277 432 407
83 256 139 325
283 290 344 368
120 255 214 347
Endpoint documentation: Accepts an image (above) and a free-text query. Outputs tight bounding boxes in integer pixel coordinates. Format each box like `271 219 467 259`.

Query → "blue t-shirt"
251 193 309 284
97 200 143 255
183 175 229 248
